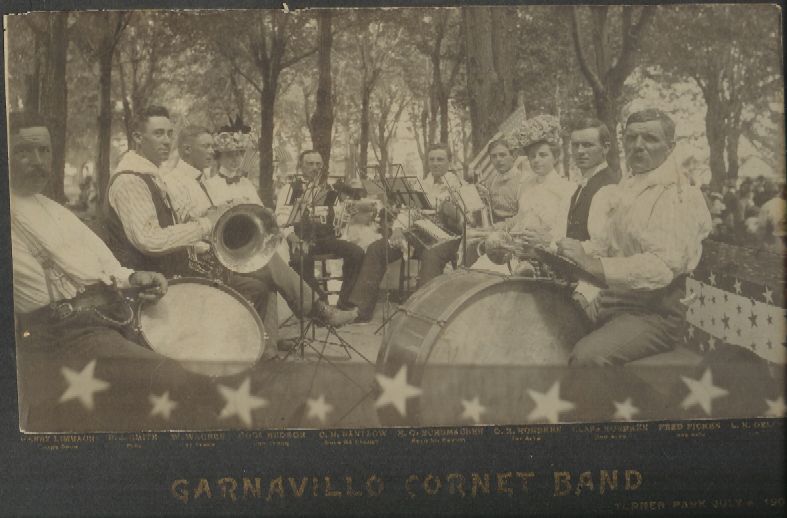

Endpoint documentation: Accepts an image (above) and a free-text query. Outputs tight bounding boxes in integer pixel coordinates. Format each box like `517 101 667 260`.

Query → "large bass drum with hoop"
136 277 267 377
376 269 590 425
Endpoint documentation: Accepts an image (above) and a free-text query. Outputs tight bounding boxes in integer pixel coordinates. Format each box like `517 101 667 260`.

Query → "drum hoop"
381 268 578 384
135 276 266 366
378 269 586 425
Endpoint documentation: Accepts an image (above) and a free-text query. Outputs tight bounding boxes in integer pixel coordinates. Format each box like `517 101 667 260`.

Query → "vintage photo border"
1 0 785 514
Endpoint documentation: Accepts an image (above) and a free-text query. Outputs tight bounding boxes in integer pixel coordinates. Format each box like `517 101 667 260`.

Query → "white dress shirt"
11 193 134 313
108 151 210 255
419 171 464 209
161 158 213 222
583 153 712 291
203 167 264 207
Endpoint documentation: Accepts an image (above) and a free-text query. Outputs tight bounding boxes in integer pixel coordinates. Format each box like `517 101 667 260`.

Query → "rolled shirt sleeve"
109 174 207 255
598 185 712 291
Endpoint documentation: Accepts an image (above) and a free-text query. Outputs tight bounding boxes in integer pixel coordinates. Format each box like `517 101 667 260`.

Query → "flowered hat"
507 114 562 151
214 115 255 153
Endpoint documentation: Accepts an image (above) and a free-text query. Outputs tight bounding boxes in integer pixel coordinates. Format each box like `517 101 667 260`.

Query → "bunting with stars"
684 268 785 365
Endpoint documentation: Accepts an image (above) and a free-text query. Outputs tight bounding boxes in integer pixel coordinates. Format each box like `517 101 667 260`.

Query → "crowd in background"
702 175 786 251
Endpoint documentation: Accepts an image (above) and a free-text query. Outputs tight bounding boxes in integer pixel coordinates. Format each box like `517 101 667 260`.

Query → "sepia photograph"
0 1 785 514
4 2 785 431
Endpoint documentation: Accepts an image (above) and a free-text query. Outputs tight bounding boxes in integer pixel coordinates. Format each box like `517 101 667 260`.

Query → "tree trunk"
258 87 276 207
117 61 135 150
463 6 516 154
40 13 69 203
726 130 740 180
705 98 727 190
597 98 621 181
703 93 727 190
309 11 334 167
25 36 42 112
358 87 371 172
95 32 115 205
377 112 388 178
438 91 449 145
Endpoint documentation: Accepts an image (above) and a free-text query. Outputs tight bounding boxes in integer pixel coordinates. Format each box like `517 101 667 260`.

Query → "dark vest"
566 167 617 241
102 171 188 278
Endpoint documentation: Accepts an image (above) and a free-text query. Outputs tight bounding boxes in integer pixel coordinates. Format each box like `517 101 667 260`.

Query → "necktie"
220 174 241 185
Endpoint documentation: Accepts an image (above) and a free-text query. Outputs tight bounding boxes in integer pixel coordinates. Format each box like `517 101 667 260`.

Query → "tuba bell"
211 204 283 274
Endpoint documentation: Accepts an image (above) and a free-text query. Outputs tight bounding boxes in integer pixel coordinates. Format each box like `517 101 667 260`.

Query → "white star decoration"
460 396 487 424
217 377 268 427
680 368 728 416
763 286 774 304
527 381 574 424
375 365 422 416
764 396 786 418
733 278 742 294
306 394 334 424
149 391 178 420
613 398 640 421
708 271 716 286
59 360 110 411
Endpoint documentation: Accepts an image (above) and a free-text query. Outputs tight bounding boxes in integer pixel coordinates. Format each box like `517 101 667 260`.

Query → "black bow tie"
219 174 242 185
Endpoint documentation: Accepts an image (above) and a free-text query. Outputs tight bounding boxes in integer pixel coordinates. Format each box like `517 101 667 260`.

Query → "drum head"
377 269 590 426
139 278 265 377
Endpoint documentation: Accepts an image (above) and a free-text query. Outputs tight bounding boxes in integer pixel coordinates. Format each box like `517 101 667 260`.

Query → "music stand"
373 164 432 335
282 177 369 363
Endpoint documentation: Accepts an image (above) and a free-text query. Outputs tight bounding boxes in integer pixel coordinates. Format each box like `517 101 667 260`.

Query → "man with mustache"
557 109 712 366
8 112 216 429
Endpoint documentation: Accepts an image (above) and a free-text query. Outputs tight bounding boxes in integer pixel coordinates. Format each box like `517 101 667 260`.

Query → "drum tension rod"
397 307 448 327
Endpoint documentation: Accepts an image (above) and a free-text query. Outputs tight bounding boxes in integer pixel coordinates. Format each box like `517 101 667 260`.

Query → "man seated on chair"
105 107 355 328
277 149 365 310
344 143 465 324
7 112 219 428
556 109 712 366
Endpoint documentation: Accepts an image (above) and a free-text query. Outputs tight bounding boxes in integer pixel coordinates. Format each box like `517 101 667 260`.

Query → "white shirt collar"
579 161 608 186
174 159 204 179
114 150 159 177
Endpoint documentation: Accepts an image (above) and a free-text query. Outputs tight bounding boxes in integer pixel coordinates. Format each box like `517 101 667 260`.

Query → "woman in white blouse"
472 138 575 272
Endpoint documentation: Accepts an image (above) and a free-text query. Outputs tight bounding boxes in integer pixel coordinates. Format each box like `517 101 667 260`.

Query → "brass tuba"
211 204 283 274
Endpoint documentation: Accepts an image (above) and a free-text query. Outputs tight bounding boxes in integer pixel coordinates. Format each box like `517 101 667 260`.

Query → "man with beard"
557 109 712 366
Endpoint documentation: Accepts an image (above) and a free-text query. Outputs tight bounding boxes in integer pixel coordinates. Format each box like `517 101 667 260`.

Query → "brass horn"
211 204 282 274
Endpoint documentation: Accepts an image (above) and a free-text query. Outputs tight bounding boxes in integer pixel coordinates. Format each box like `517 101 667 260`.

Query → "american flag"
467 106 528 185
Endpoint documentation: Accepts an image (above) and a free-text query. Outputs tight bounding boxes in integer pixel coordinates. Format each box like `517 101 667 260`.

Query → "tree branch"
609 5 655 92
280 44 320 69
570 6 605 94
227 55 264 94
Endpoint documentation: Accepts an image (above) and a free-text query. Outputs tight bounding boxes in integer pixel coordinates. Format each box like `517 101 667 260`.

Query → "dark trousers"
348 239 403 320
290 238 364 308
348 237 460 320
569 286 685 366
418 238 461 286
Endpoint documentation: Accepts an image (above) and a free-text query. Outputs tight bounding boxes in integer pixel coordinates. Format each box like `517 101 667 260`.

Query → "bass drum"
137 277 267 377
376 269 590 425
